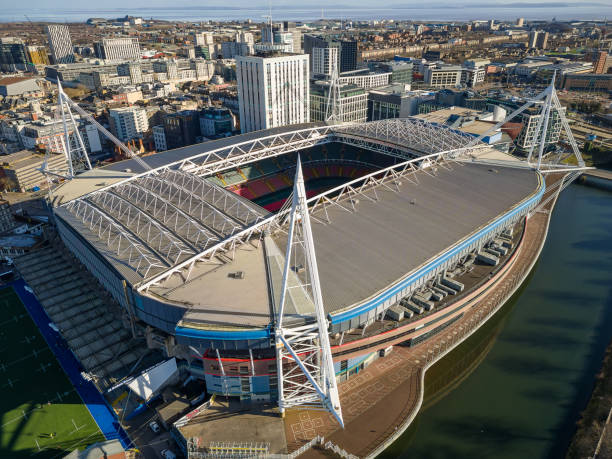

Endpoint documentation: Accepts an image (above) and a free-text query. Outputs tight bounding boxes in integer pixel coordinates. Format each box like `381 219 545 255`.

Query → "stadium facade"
51 119 544 403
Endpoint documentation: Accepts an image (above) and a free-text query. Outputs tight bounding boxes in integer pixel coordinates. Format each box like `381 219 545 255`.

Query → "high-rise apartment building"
313 47 338 76
94 37 141 62
46 24 75 64
153 125 167 151
591 51 609 74
236 52 310 133
193 32 214 46
222 32 254 59
528 31 549 49
303 34 357 73
26 46 50 65
108 107 149 142
516 105 565 152
283 22 302 53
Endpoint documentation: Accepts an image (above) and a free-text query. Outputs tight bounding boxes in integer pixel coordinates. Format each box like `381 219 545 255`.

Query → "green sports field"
0 287 104 458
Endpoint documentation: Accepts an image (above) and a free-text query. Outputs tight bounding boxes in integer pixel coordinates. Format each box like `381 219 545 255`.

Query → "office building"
461 67 486 87
424 64 462 88
199 107 235 138
46 24 75 64
339 40 357 72
164 111 201 149
367 85 434 120
313 47 338 76
117 62 143 84
0 150 66 192
562 73 612 91
369 61 413 85
516 105 565 152
262 22 301 54
0 200 15 233
339 69 391 90
108 107 149 142
236 52 309 133
19 119 101 155
516 18 525 27
0 38 28 72
0 76 42 97
310 81 367 123
283 21 302 53
94 37 141 62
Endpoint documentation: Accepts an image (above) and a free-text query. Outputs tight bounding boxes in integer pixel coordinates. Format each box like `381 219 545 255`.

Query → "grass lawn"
0 287 104 458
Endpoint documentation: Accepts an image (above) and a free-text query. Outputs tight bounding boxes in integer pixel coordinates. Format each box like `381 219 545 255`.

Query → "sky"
5 0 610 9
1 0 609 22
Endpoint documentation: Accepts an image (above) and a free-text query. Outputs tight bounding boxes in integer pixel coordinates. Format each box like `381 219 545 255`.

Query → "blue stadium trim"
175 325 271 340
329 172 545 325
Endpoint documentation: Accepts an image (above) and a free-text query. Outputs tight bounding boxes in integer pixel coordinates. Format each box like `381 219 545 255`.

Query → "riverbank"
566 337 612 458
579 169 612 192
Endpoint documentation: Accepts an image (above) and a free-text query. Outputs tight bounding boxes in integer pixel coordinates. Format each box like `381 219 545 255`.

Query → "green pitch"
0 288 104 458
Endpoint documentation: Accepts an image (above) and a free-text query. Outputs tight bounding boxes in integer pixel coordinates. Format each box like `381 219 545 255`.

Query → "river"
382 183 612 459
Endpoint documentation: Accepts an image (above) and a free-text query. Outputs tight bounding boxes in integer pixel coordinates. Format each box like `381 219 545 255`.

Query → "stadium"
49 118 544 406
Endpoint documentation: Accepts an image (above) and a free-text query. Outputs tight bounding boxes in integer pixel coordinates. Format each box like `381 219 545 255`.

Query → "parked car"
148 420 161 434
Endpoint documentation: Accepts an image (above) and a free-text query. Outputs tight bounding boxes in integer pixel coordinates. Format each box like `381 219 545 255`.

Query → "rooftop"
0 76 36 86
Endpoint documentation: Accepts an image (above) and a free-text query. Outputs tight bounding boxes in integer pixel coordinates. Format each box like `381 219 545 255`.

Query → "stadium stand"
14 241 157 390
211 144 398 210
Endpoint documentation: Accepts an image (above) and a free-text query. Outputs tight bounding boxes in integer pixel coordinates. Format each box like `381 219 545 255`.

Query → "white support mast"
463 73 584 170
42 80 152 181
325 53 343 125
46 79 93 179
275 156 344 428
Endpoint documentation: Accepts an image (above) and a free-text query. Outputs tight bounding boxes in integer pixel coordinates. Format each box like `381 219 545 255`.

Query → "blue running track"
6 278 133 450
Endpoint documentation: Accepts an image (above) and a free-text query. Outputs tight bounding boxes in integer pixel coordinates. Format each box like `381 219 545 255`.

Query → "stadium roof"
50 118 479 206
273 162 539 316
150 161 539 329
52 119 537 330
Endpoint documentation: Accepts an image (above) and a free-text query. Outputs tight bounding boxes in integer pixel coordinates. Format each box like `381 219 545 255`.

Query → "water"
383 183 612 459
1 5 611 23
